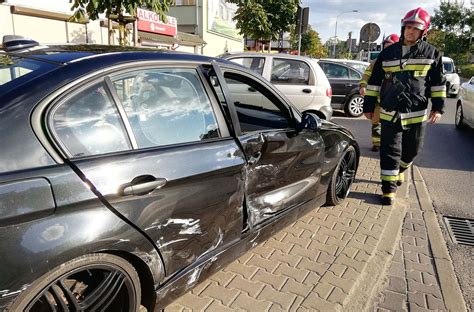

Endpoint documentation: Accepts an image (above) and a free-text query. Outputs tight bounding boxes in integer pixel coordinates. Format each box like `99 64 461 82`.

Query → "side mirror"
300 112 322 131
456 68 461 74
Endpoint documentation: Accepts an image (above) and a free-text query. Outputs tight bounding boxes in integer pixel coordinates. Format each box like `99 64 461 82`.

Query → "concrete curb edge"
413 166 467 312
344 173 410 311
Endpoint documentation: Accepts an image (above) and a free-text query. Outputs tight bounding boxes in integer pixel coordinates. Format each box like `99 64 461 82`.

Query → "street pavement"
164 123 466 311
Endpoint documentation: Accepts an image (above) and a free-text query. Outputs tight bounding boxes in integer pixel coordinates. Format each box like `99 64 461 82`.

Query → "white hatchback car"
222 53 333 120
455 76 474 129
442 56 461 97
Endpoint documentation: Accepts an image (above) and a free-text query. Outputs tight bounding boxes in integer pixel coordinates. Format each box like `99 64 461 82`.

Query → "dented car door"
211 65 325 226
46 65 246 276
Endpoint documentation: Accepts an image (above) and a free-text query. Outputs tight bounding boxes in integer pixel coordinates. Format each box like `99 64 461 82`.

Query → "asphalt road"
332 97 474 310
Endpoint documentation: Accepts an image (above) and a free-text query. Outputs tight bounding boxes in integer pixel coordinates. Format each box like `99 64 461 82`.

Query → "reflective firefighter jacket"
363 40 446 129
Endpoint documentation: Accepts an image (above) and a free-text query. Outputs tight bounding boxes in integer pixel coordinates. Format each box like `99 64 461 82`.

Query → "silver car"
222 53 333 120
455 76 474 129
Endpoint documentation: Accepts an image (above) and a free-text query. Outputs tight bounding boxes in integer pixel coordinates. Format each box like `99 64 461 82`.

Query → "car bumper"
448 83 459 95
320 105 333 120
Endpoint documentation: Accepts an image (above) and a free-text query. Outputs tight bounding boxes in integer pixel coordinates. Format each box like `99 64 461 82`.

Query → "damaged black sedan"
0 42 359 311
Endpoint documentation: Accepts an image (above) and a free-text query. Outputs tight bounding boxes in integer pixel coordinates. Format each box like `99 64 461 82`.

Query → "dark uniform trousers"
380 120 426 194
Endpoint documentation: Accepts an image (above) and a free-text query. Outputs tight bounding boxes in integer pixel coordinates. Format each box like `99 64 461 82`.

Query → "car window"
443 61 454 74
51 83 131 157
350 69 361 80
229 57 265 75
322 63 349 78
112 68 220 148
349 64 368 73
223 72 291 132
0 55 59 93
271 58 310 85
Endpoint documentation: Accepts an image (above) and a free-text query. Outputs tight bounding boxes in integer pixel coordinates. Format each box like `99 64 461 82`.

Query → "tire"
344 94 364 117
326 145 358 206
8 253 141 312
455 103 465 129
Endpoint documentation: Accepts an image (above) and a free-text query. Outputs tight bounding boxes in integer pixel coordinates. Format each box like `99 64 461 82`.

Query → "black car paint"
318 60 362 110
0 46 358 311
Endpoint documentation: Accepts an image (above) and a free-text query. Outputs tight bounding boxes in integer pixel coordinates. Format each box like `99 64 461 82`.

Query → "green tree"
430 1 473 64
291 26 327 58
230 0 299 51
70 0 174 46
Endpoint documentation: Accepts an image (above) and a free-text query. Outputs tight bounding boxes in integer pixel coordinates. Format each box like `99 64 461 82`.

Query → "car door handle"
345 83 354 87
248 87 257 92
120 177 167 196
302 88 312 93
248 152 262 165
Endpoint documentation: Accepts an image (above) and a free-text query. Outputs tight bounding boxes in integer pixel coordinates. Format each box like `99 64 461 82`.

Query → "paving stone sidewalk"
164 156 463 311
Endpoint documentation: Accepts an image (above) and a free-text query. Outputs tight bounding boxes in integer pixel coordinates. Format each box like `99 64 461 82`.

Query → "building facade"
0 0 243 56
169 0 243 56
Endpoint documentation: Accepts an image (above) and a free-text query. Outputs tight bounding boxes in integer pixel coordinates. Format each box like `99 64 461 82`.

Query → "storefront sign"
137 8 177 37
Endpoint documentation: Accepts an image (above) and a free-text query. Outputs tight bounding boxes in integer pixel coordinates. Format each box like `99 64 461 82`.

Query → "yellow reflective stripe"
431 91 446 97
400 115 428 126
414 70 428 77
381 175 399 181
382 64 432 72
366 90 380 97
400 161 412 168
380 113 396 121
383 193 396 198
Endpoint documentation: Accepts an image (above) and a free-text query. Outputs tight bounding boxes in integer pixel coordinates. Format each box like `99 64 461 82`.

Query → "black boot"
381 195 395 205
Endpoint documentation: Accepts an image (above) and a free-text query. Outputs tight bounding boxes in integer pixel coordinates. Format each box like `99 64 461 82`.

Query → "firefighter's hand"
364 113 373 120
359 87 366 96
428 111 442 124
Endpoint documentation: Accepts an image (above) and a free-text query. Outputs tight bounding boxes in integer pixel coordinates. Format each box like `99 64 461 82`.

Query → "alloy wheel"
347 96 364 117
455 104 463 128
25 265 137 312
334 147 357 201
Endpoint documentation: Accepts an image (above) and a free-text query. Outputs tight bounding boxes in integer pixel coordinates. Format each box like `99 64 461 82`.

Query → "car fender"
0 204 164 310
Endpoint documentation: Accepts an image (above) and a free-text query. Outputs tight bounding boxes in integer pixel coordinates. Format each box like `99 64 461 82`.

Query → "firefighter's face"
404 24 423 44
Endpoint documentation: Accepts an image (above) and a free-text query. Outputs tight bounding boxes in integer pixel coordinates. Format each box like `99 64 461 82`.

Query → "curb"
412 166 467 312
344 171 409 311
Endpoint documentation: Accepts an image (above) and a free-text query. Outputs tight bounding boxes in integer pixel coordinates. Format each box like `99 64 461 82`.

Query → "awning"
138 31 179 45
177 32 206 46
138 31 206 47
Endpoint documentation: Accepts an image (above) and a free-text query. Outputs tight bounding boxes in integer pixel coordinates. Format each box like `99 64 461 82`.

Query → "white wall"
201 0 243 56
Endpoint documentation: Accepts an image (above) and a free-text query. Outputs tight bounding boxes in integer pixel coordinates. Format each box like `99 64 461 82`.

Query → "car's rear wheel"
9 253 142 312
455 103 465 129
344 95 364 117
326 145 358 206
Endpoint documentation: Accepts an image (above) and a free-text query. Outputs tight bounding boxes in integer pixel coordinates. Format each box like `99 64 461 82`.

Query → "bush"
459 64 474 79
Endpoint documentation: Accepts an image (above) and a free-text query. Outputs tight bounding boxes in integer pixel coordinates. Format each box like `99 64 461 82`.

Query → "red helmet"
383 34 400 45
401 7 431 35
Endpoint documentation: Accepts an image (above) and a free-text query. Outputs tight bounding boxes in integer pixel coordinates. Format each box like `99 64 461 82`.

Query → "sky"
4 0 472 45
301 0 472 44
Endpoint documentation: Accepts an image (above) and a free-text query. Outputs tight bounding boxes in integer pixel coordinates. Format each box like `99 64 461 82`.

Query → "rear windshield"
443 61 454 74
0 54 59 93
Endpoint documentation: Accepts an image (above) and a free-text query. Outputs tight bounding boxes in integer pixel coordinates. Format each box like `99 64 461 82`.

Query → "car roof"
320 58 369 65
442 56 454 62
222 52 313 61
2 44 228 65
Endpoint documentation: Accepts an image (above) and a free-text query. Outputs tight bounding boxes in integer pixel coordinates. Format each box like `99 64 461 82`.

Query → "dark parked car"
318 60 366 117
0 42 359 311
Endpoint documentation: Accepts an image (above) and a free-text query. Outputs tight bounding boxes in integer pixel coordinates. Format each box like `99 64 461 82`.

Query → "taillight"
326 87 332 97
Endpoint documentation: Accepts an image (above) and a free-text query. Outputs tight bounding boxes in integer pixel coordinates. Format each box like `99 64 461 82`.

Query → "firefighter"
360 34 400 152
363 7 446 205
